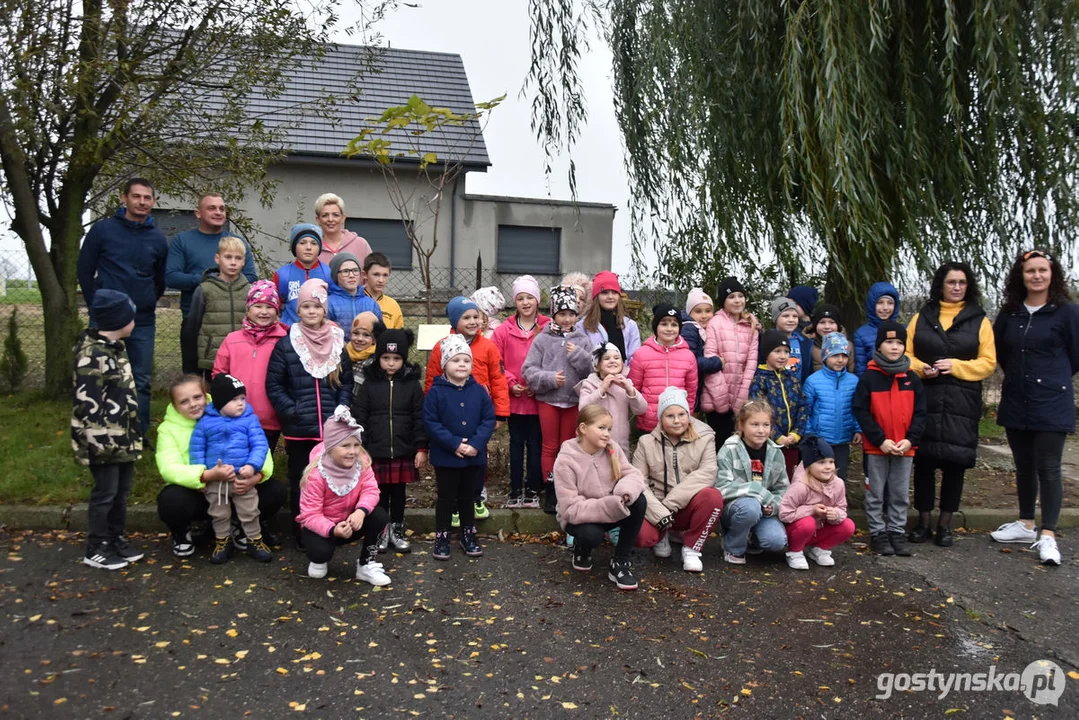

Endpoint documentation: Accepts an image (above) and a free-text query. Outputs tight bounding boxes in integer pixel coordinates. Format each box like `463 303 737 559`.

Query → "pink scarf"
290 320 344 378
242 317 279 343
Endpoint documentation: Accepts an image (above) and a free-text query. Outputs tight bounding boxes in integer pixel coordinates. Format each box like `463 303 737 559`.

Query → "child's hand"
762 504 774 517
455 442 470 458
813 504 829 518
852 433 862 445
348 509 366 531
334 521 353 539
512 384 526 397
414 450 428 469
600 374 614 393
825 507 840 523
554 370 566 387
462 444 478 457
879 439 898 454
621 493 633 506
565 341 576 354
496 420 505 432
894 439 912 455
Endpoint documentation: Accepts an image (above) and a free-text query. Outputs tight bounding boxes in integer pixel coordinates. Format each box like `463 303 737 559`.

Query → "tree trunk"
40 280 81 396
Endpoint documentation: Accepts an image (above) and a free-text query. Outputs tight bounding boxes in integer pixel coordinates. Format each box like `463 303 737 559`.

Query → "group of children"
72 238 927 590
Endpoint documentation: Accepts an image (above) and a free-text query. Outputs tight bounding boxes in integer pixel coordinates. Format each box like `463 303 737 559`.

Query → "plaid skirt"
371 457 418 485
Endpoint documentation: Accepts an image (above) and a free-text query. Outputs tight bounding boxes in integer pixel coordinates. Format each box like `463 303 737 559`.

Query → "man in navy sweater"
165 193 257 371
77 178 169 435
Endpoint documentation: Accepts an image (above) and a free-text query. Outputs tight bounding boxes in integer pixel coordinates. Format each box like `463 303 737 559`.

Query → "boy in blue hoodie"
189 374 273 565
803 333 861 481
853 282 900 375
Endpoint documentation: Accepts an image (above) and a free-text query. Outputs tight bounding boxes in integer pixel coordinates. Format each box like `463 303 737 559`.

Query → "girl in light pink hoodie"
576 343 647 457
702 277 760 447
553 405 647 591
296 408 391 586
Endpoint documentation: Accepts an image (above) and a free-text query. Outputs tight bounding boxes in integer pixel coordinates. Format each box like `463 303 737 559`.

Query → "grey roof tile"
260 44 490 168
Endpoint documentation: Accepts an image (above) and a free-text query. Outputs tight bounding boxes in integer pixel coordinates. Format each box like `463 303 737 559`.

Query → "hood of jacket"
865 282 900 327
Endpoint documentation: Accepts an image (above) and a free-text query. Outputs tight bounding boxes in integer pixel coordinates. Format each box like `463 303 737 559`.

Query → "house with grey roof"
158 43 616 300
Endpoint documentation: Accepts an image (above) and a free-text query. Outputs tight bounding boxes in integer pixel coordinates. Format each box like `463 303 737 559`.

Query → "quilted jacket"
213 322 289 431
802 365 861 445
701 310 759 414
295 441 380 537
264 330 353 441
748 364 807 441
626 336 698 432
189 403 269 470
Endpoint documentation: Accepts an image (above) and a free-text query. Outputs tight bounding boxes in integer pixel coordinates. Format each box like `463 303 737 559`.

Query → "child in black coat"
352 329 428 554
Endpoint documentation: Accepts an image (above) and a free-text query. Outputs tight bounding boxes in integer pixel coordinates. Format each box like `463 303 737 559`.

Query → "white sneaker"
804 546 835 567
307 562 327 579
652 534 672 558
990 520 1037 544
681 546 703 573
723 551 746 565
1031 535 1061 566
785 551 809 570
356 561 392 586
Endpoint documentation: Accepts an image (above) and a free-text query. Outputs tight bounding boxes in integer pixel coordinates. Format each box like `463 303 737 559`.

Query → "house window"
345 218 413 270
157 209 201 240
496 225 561 274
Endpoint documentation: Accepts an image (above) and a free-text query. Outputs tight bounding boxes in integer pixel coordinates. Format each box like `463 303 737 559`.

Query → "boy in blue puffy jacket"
190 374 272 564
803 333 861 480
853 282 900 375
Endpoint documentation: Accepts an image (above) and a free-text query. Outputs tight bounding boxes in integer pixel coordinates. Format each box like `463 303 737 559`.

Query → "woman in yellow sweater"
905 262 996 547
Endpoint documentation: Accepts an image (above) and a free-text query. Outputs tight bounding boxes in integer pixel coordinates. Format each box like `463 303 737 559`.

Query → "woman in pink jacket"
296 408 391 586
778 436 856 570
628 303 698 432
702 277 760 447
491 275 551 508
213 281 288 449
553 404 648 591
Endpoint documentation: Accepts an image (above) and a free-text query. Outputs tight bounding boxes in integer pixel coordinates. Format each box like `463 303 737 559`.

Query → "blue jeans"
720 497 787 556
124 320 155 434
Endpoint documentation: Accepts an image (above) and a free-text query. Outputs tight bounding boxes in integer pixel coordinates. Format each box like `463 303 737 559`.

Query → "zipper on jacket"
389 378 395 457
776 369 792 434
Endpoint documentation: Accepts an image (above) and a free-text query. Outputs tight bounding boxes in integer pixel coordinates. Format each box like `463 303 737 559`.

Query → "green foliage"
0 310 28 393
527 1 1079 314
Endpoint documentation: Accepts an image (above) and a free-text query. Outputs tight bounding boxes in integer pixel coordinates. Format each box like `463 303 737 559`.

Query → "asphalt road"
1 528 1076 718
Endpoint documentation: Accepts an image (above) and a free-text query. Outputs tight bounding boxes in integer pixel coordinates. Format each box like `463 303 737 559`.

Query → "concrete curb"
1 504 1076 536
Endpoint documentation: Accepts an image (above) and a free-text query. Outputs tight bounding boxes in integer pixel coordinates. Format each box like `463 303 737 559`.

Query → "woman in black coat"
905 263 996 547
264 280 353 546
989 250 1079 566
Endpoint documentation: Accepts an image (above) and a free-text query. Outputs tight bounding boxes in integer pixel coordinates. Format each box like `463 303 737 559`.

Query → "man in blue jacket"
165 193 258 372
77 178 168 434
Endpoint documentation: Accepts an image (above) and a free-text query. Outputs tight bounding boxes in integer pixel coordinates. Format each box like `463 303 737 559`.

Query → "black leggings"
286 439 320 534
302 505 388 564
435 465 482 531
378 483 407 524
706 411 736 450
912 456 967 513
156 480 287 537
1006 429 1067 532
565 495 647 562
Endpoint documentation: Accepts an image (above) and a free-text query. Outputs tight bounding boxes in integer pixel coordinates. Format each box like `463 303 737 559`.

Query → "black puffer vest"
912 301 985 467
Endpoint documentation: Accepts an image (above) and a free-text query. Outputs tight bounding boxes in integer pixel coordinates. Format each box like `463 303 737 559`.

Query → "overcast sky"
341 0 636 275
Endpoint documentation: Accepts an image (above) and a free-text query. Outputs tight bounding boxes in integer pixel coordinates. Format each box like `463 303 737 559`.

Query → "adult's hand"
934 358 953 375
233 473 260 495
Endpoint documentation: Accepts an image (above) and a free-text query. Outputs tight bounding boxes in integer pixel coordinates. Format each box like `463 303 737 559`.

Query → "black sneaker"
210 536 232 564
934 526 954 547
112 536 144 562
907 525 933 544
572 546 593 572
608 559 638 590
230 521 249 551
83 543 129 571
870 533 894 556
172 530 195 558
542 483 557 515
246 535 273 563
888 531 912 556
262 528 281 548
460 526 483 557
432 531 451 561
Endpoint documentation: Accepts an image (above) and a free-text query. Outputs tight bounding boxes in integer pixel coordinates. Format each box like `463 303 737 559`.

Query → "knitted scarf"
600 309 626 359
872 350 911 375
242 317 278 343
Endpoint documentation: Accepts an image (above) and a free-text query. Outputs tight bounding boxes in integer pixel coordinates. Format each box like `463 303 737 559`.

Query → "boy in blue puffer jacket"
853 282 900 375
803 333 861 480
190 374 272 564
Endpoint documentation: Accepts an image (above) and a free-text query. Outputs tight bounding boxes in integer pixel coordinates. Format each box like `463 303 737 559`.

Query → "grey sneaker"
112 536 144 562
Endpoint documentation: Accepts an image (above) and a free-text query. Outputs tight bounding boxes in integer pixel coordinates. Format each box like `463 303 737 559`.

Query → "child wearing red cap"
577 271 642 367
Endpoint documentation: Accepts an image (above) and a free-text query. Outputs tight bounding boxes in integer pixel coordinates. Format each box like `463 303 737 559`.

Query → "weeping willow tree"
526 1 1079 319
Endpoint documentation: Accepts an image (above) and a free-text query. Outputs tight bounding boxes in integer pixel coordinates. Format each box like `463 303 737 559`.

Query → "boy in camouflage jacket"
72 290 144 571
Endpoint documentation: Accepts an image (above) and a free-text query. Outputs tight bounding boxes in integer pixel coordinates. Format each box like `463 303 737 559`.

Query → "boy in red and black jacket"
852 321 926 557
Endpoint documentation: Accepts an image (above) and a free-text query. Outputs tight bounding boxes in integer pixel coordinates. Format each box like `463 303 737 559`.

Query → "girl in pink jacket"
778 436 856 570
576 343 647 457
553 405 648 591
702 277 760 447
213 281 289 449
628 303 698 432
296 408 391 586
491 276 551 508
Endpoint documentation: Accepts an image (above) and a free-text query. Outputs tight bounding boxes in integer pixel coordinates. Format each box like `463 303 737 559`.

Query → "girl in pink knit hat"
296 407 391 585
